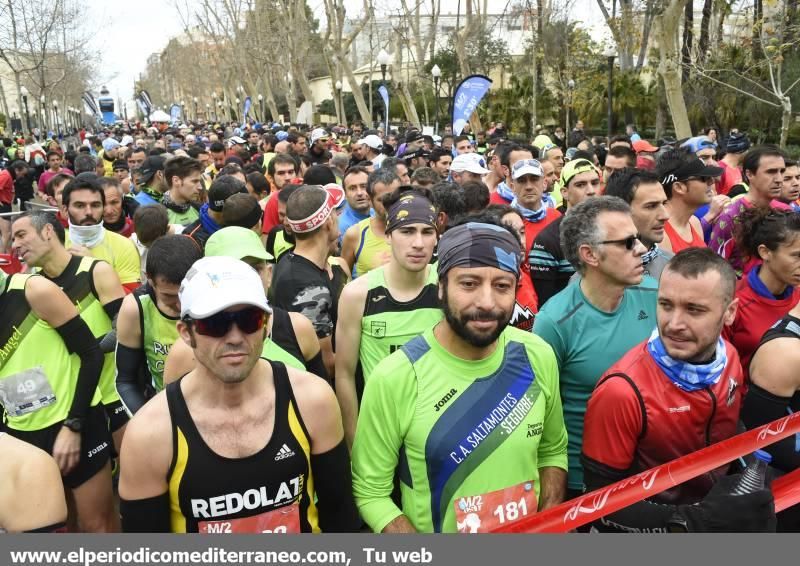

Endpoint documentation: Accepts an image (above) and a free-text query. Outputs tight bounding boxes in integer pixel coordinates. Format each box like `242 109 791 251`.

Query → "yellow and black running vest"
46 256 120 408
166 360 320 533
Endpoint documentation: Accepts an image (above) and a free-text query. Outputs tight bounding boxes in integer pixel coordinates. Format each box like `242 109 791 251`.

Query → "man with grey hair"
533 196 658 505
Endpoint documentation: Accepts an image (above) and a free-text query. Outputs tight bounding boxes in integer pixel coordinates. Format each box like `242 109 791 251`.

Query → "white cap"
451 153 490 175
361 134 383 150
310 128 329 144
179 256 271 320
119 135 134 147
511 158 544 180
227 135 246 147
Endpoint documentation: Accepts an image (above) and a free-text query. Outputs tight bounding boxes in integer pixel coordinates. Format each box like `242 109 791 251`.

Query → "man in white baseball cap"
450 152 491 185
361 134 385 168
119 255 360 533
308 128 332 165
510 158 562 263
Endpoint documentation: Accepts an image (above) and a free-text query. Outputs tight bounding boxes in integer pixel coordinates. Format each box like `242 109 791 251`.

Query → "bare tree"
653 0 692 138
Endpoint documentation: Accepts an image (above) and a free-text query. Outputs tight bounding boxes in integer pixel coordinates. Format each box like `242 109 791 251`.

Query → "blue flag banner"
169 103 181 123
378 85 389 130
451 75 492 136
139 90 153 115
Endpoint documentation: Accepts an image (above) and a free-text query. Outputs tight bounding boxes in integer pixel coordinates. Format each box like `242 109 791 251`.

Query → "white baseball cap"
361 134 383 150
451 153 490 175
310 128 330 144
179 256 271 320
511 158 544 180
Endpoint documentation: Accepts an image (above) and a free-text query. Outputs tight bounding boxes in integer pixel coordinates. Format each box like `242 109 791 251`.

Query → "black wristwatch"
666 516 689 533
63 417 83 433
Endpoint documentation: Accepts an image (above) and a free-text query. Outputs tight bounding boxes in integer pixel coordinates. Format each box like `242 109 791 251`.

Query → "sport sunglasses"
188 307 266 338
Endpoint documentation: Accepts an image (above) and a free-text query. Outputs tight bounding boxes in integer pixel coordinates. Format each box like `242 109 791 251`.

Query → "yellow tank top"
353 218 391 278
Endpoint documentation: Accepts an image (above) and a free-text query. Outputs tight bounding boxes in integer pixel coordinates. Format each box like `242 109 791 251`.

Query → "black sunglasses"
599 234 641 250
188 307 266 338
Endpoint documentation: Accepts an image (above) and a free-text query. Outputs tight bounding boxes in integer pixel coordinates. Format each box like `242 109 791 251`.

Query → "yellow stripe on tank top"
169 427 190 533
287 401 320 532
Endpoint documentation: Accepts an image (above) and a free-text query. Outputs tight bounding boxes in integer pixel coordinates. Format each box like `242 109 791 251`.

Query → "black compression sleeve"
55 316 104 421
583 456 677 533
305 351 329 384
115 344 148 415
103 297 124 320
120 493 171 533
310 440 361 532
742 383 800 472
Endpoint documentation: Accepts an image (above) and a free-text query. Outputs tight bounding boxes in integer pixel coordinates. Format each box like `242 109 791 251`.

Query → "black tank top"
753 314 800 412
165 360 320 533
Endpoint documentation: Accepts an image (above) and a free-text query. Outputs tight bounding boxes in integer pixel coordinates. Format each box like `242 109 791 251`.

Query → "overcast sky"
90 0 604 100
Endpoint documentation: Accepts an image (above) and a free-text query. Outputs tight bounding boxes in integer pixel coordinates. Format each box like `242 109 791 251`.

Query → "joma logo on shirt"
434 388 458 412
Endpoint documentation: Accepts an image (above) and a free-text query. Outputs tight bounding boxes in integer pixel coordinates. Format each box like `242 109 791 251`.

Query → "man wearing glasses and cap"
352 221 568 533
534 197 657 505
656 150 725 253
119 256 360 533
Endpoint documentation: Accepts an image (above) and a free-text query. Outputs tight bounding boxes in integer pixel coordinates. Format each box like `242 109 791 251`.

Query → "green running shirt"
351 326 568 533
134 288 179 392
46 256 118 406
359 265 442 382
0 274 98 431
533 277 658 490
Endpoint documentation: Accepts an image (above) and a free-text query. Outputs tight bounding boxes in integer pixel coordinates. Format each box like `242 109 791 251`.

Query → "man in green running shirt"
336 187 442 448
352 221 568 533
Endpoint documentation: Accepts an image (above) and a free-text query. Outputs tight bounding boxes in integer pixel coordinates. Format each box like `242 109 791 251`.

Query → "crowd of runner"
0 117 798 534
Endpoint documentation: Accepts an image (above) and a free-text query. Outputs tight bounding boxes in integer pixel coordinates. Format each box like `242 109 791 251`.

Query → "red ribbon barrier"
494 412 800 533
773 468 800 513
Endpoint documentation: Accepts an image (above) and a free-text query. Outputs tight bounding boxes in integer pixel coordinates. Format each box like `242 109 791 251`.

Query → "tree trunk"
655 75 666 141
780 98 792 148
752 0 763 61
681 0 693 84
654 0 692 139
698 0 712 63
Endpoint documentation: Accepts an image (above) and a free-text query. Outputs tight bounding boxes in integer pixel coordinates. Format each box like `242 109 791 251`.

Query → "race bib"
0 367 56 417
454 481 537 533
198 502 301 534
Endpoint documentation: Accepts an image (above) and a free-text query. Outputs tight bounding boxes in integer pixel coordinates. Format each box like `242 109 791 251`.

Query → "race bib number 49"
198 502 300 534
454 481 537 533
0 367 56 417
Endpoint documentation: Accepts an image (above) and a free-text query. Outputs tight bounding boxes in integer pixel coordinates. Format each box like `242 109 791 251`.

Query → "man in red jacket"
581 248 775 533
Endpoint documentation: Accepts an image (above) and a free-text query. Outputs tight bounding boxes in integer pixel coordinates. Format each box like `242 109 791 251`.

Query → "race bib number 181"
454 481 537 533
198 502 301 534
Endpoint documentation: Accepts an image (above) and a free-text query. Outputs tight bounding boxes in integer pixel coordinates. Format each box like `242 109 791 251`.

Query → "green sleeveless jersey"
46 256 117 406
134 288 179 392
354 218 391 278
351 326 568 533
359 265 442 382
0 274 96 431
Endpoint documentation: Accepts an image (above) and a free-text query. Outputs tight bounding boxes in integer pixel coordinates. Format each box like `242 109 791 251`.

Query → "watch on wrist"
666 516 689 533
63 417 83 433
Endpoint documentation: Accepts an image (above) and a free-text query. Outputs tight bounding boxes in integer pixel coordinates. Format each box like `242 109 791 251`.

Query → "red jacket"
583 339 743 504
724 276 800 378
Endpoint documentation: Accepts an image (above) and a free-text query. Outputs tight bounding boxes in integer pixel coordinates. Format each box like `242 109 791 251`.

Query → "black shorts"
103 400 129 433
7 404 112 489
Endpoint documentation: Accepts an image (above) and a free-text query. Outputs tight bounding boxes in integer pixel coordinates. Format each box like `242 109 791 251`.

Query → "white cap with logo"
451 153 491 175
179 256 271 320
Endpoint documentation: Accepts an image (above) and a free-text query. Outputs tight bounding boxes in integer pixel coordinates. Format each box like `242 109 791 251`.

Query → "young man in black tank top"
119 257 359 533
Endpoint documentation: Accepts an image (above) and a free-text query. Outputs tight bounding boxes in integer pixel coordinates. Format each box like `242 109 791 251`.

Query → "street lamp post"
604 46 616 139
258 94 264 122
376 49 391 129
217 100 223 123
212 92 218 122
334 80 342 124
181 100 186 123
205 103 210 122
431 64 441 135
193 97 198 122
20 86 31 135
235 98 240 122
566 79 575 137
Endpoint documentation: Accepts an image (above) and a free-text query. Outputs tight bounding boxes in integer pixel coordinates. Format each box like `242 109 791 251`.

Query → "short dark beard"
440 280 511 348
